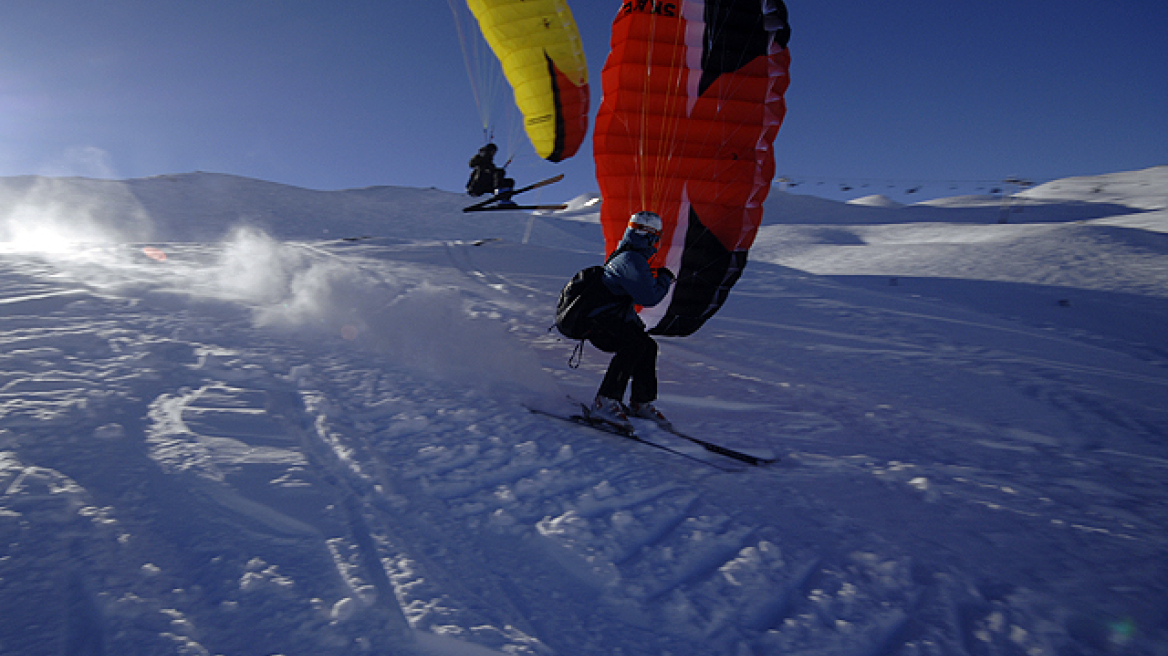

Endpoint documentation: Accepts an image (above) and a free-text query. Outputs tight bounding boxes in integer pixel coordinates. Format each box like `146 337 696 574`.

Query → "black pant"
467 168 512 197
590 318 658 405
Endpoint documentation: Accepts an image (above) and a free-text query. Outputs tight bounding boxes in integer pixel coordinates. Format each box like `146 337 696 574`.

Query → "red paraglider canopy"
593 0 791 336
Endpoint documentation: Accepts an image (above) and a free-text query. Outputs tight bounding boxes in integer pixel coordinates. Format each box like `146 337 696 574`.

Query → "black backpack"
554 264 625 340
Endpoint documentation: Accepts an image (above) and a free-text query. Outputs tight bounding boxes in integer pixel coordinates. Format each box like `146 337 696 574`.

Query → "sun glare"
1 204 121 255
0 222 80 254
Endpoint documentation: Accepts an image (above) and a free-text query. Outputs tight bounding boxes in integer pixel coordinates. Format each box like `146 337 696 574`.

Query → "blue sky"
1 0 1165 202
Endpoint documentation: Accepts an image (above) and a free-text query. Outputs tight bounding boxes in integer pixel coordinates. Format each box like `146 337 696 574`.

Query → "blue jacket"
601 228 673 324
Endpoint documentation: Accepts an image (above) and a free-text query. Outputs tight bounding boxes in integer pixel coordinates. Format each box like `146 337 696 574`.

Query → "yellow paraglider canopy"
465 0 589 163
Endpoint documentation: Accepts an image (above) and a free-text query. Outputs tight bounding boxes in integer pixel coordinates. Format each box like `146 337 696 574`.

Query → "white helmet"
628 211 663 236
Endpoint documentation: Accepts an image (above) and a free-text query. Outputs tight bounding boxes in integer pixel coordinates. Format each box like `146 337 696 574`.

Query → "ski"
463 174 564 212
526 405 741 472
464 203 568 212
653 424 777 466
566 395 776 467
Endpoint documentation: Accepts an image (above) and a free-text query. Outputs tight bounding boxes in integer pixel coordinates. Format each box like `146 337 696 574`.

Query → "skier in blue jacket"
589 211 675 428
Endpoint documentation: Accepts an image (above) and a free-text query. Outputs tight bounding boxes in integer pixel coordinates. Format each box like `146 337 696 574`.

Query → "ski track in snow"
2 170 1167 655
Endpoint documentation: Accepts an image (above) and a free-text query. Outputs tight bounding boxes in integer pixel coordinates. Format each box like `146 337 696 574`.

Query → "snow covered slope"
1 169 1166 655
1020 166 1168 211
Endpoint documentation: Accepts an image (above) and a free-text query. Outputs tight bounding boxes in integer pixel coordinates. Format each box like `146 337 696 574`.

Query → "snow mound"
846 194 903 208
916 194 1006 208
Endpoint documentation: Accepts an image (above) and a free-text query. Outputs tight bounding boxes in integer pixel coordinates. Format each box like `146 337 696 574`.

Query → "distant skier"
588 211 675 428
466 143 516 206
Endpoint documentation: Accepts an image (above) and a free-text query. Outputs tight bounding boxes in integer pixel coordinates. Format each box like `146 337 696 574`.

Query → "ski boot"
494 185 518 209
590 396 633 432
629 401 673 430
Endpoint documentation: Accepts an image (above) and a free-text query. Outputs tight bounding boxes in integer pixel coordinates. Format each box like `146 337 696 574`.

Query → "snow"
847 195 903 209
1 168 1166 655
1019 166 1168 211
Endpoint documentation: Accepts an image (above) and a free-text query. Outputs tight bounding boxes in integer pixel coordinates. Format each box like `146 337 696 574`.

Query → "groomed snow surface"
1 167 1166 655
